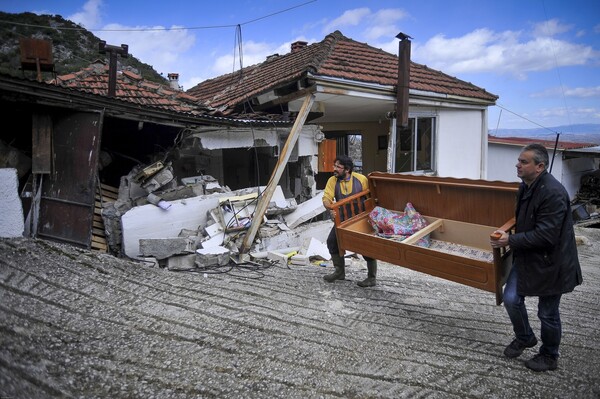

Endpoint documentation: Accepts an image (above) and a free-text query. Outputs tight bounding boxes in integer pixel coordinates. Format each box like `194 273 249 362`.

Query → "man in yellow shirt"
322 155 377 287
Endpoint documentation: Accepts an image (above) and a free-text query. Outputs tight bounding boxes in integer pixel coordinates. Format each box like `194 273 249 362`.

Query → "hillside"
490 123 600 145
0 11 165 84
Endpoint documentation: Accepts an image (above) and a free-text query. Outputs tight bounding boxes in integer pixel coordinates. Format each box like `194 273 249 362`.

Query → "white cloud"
533 86 600 98
566 87 600 97
211 39 288 76
322 8 371 34
68 0 103 29
412 23 597 79
322 7 407 41
99 24 196 77
363 9 408 41
532 18 572 37
536 106 600 120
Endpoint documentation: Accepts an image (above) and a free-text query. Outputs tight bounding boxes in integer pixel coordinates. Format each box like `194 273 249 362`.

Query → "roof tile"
187 31 498 113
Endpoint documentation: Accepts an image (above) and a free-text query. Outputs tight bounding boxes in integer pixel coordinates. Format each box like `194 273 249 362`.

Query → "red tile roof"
50 61 215 116
488 135 598 150
187 30 498 113
48 61 287 123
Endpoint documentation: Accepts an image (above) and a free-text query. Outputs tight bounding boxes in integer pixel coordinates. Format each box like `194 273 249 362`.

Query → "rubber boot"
323 253 345 282
357 259 377 287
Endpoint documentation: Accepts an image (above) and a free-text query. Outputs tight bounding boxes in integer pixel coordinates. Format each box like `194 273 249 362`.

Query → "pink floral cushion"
368 203 430 247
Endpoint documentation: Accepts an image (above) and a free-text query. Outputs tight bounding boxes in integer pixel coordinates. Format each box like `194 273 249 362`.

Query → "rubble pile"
576 169 600 206
100 162 332 272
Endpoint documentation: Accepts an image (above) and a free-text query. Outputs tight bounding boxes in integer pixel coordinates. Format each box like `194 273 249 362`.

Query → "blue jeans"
503 265 562 358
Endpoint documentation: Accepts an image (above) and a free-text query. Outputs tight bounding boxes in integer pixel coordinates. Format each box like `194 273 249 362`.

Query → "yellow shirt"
322 172 369 207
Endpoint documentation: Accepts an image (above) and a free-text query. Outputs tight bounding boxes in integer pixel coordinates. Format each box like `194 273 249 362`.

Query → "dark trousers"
327 226 374 262
503 266 562 358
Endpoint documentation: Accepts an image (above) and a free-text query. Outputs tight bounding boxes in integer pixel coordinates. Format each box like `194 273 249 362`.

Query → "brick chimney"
168 73 181 91
291 41 308 53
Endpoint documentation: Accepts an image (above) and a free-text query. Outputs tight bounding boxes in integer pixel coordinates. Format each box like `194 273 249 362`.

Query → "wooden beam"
31 113 52 174
240 94 315 253
402 219 443 245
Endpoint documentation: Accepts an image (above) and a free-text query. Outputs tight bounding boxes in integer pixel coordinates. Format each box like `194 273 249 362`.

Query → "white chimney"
167 73 181 91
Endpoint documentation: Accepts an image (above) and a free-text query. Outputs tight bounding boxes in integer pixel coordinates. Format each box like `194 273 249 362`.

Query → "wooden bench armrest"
489 217 516 240
327 189 373 226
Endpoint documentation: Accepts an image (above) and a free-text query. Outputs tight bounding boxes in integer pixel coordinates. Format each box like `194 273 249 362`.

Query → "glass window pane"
394 120 415 172
416 118 433 171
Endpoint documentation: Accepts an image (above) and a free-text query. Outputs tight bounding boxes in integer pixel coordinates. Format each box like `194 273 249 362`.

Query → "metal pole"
549 132 560 173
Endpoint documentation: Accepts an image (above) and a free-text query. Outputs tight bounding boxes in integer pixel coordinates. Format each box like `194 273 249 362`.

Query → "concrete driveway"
1 224 599 398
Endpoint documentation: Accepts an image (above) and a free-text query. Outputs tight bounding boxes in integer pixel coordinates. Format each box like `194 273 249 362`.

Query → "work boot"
503 337 538 358
524 353 558 372
357 259 377 287
323 253 345 282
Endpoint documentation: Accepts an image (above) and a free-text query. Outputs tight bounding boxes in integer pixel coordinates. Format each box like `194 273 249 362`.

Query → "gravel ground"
1 224 599 399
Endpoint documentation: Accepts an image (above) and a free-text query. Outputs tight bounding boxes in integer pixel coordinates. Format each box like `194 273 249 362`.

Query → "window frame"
390 114 436 174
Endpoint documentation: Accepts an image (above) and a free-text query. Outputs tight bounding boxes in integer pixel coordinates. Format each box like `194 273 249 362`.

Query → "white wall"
0 168 25 238
488 143 597 200
436 109 485 179
487 144 520 183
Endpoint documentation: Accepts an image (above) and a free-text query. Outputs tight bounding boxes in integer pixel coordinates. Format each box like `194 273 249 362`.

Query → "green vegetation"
0 11 166 84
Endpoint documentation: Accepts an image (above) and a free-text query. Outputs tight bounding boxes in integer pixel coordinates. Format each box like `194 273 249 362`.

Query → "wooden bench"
327 173 518 305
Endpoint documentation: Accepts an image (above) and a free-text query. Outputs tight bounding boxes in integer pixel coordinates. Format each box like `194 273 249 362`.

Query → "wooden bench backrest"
368 172 519 227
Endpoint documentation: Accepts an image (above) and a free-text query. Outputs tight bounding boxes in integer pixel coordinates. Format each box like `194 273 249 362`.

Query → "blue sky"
2 0 599 131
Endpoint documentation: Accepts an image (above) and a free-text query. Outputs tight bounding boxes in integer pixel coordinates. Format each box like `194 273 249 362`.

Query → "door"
37 110 103 248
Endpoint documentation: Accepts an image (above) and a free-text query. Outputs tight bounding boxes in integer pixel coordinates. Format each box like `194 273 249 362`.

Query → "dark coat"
509 170 583 296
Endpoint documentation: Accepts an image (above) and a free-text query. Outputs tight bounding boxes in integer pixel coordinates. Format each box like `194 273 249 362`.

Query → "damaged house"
0 39 326 259
187 30 499 185
2 30 508 266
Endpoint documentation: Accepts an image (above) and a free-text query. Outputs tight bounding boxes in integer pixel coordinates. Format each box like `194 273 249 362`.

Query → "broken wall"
170 125 321 201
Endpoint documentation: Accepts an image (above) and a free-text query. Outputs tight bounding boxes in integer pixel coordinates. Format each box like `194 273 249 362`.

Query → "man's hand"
490 230 509 248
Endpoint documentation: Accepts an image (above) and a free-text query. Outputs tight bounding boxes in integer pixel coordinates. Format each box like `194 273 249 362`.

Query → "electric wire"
494 103 561 135
541 0 574 134
0 1 317 33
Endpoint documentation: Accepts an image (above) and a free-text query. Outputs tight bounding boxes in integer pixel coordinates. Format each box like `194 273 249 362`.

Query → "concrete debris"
121 177 324 266
267 246 301 266
180 174 224 195
139 236 197 260
196 245 230 266
166 253 197 271
304 236 331 261
266 197 298 216
218 192 259 232
289 254 310 266
283 191 325 229
45 155 330 271
146 193 171 210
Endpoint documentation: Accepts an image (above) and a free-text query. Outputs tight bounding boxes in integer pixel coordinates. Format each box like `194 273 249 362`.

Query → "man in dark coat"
491 143 582 372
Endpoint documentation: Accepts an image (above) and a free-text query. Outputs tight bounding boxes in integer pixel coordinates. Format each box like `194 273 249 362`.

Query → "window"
394 117 435 173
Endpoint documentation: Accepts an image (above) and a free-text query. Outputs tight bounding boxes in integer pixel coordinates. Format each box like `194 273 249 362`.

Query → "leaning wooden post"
240 94 315 253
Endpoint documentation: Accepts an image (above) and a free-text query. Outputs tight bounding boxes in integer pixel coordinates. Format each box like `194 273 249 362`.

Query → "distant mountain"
490 124 600 145
0 11 166 84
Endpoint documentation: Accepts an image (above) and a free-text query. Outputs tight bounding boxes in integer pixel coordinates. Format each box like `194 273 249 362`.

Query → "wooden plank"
402 219 443 245
241 93 315 253
100 183 119 194
31 113 52 174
